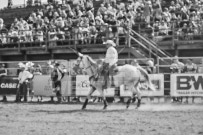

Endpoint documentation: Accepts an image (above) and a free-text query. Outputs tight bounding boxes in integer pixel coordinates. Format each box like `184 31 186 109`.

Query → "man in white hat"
16 62 33 102
99 40 118 89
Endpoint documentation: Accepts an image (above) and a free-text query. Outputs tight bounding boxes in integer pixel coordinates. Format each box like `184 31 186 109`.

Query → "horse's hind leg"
82 86 96 110
126 97 132 109
99 89 108 110
134 83 142 109
126 86 135 109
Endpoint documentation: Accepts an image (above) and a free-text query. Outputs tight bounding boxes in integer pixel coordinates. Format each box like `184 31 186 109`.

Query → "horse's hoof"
81 107 86 110
126 105 129 109
103 105 108 110
135 106 140 110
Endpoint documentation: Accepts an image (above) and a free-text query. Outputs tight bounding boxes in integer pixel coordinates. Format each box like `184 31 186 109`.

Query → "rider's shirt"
104 46 118 66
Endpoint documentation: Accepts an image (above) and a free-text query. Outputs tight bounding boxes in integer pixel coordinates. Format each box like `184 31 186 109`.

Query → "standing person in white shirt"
15 63 33 102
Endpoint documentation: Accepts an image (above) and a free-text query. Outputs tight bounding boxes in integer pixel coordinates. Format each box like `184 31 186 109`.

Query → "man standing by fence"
16 63 33 102
51 61 65 103
0 63 8 102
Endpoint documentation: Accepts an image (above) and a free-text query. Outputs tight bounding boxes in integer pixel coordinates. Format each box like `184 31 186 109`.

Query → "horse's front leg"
82 86 96 110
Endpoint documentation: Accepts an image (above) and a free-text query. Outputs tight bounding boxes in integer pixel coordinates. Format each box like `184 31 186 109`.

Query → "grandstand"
0 0 203 62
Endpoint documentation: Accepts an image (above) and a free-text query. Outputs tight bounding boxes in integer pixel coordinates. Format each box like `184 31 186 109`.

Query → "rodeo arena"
1 0 203 134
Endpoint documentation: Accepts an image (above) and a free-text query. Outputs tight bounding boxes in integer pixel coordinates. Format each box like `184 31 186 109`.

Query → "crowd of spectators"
1 0 203 47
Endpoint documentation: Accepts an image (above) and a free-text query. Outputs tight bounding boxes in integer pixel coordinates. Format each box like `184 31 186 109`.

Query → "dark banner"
0 76 18 95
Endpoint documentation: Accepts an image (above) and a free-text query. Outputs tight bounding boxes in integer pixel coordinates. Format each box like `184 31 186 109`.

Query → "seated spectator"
158 20 168 35
162 7 171 22
56 28 65 40
184 59 197 73
48 31 58 47
143 0 152 24
34 29 44 42
170 56 185 73
97 3 107 16
88 22 98 44
10 18 20 30
8 27 19 43
145 23 154 39
24 24 33 42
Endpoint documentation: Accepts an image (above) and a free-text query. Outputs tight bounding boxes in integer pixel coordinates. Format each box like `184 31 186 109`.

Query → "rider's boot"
103 99 108 110
82 99 88 110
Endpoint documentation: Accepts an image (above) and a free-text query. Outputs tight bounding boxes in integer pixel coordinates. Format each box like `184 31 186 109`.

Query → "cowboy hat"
103 40 116 47
18 62 26 68
26 61 34 68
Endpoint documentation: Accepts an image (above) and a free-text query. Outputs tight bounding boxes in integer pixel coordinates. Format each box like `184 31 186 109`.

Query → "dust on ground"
0 102 203 135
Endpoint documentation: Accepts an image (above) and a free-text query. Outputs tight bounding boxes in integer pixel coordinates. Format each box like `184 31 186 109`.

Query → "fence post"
127 27 131 47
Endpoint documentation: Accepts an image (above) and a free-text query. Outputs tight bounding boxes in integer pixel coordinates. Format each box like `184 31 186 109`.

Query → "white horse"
73 54 155 109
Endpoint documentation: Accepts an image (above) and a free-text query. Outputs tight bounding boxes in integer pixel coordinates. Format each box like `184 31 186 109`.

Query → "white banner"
33 75 55 96
61 75 73 96
75 75 115 97
120 74 164 97
171 74 203 97
33 75 71 96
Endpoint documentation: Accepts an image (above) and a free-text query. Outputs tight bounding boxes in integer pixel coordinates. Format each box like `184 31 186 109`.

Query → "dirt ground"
0 98 203 135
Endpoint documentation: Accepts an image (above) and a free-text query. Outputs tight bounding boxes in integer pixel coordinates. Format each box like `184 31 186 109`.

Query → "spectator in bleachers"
2 0 203 46
170 56 185 73
158 20 168 36
143 0 153 24
184 58 197 73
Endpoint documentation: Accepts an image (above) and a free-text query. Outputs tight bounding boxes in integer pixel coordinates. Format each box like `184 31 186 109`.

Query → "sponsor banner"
120 74 164 97
171 74 203 97
61 75 73 96
0 76 18 95
33 75 55 96
75 75 115 97
33 75 71 97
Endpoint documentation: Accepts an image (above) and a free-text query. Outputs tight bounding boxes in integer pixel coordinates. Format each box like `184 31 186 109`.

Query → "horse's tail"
137 67 155 91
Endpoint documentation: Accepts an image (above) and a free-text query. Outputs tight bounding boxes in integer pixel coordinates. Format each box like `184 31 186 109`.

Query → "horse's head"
73 54 98 76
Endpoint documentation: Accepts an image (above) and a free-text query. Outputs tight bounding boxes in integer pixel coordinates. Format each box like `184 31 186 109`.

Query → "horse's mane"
85 55 97 66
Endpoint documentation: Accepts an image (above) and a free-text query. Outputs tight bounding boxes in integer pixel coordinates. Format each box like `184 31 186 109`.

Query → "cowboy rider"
99 39 118 89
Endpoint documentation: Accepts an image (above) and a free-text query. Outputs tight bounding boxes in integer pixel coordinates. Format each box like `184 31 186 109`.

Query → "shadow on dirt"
32 109 128 114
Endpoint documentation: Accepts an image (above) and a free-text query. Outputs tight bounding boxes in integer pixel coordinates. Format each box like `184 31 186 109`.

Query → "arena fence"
0 58 203 103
